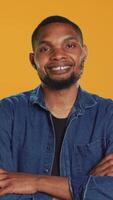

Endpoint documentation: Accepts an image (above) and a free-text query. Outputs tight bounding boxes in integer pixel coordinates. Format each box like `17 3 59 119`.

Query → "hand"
90 153 113 176
0 169 40 196
0 169 72 199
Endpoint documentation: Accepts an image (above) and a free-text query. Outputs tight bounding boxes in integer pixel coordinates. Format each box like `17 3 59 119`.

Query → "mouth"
50 65 71 72
46 63 74 74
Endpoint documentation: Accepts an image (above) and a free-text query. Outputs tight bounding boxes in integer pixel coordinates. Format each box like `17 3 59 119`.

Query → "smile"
49 66 71 72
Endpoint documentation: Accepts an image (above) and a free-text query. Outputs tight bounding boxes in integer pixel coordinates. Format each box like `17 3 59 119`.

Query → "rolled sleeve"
83 176 113 200
69 175 90 200
70 175 113 200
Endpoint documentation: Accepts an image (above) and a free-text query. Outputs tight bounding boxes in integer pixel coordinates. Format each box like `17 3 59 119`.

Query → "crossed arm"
0 154 113 199
0 170 71 200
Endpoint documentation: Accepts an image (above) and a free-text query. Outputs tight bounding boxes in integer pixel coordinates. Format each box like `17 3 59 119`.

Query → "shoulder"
82 88 113 104
91 92 113 108
0 88 37 118
0 90 32 106
83 89 113 114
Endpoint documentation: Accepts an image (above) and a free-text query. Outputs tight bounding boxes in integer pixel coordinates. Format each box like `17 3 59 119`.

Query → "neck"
43 83 79 118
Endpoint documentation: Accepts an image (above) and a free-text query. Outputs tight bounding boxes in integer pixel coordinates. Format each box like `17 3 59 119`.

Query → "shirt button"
47 145 52 151
44 168 49 173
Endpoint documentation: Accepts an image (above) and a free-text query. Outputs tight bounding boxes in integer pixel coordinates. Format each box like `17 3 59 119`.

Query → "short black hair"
31 15 83 50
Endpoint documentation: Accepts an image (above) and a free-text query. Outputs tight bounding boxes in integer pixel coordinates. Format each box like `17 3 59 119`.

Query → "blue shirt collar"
30 85 97 113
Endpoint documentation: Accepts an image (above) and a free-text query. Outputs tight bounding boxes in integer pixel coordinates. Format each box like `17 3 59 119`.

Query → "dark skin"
90 154 113 176
0 154 113 198
0 170 71 199
0 22 112 199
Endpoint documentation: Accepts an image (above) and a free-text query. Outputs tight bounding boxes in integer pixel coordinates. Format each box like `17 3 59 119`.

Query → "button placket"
43 133 54 174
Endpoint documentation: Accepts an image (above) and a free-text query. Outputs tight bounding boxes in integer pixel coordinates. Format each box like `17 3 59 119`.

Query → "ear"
29 53 37 70
81 45 88 62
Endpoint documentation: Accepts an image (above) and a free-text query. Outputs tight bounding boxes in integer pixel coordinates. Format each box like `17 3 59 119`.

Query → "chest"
11 108 108 176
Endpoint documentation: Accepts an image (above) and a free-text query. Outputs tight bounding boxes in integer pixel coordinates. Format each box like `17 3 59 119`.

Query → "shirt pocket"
71 138 106 176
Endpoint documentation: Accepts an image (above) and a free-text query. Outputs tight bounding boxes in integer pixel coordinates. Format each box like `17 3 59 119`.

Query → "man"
0 15 113 200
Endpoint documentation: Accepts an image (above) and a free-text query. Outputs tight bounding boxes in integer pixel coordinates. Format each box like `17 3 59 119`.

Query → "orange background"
0 0 113 99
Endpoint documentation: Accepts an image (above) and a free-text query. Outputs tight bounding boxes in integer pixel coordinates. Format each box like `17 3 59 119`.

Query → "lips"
46 62 74 73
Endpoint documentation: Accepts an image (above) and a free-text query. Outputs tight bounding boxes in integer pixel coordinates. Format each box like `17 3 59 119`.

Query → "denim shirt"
0 85 113 200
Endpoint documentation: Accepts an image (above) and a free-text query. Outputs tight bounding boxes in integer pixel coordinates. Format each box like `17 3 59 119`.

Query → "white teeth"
61 66 64 70
52 66 70 71
52 66 61 71
61 66 70 70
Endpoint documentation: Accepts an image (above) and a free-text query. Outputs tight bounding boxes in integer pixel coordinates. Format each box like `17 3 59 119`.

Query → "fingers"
0 185 13 196
90 153 113 176
96 154 113 166
0 169 39 195
0 169 9 181
91 160 113 175
91 166 113 176
0 179 10 189
0 169 7 174
0 169 11 195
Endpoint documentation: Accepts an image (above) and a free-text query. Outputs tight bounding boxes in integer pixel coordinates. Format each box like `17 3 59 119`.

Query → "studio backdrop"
0 0 113 98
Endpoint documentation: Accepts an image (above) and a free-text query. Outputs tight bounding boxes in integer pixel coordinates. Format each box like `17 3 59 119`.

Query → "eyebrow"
64 36 79 41
37 40 52 46
37 36 80 46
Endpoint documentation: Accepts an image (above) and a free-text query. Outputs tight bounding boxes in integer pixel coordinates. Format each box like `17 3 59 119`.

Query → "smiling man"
0 16 113 200
30 21 86 92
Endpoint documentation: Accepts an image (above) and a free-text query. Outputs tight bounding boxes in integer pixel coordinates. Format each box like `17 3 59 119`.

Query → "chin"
41 72 80 90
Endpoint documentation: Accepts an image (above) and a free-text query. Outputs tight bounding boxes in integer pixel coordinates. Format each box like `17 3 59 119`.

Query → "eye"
38 46 50 53
66 43 77 49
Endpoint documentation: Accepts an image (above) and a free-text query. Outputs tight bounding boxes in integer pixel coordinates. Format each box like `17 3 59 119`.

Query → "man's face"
30 22 87 90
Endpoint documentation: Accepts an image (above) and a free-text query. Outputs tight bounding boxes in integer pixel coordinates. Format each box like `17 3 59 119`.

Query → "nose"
50 48 67 61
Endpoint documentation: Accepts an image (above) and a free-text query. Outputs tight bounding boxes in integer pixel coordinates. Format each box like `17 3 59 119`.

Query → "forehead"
36 22 80 44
